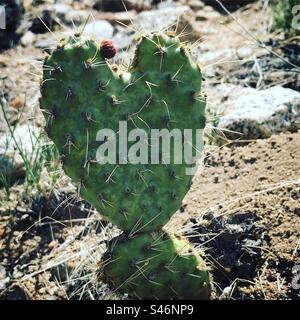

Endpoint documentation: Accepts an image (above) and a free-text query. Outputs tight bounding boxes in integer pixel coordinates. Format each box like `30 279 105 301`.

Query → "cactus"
40 30 210 299
103 231 210 299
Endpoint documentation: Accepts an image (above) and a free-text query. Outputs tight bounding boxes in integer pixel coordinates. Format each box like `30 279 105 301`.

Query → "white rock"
0 124 41 156
20 31 36 46
35 36 57 50
37 20 114 49
82 21 114 41
218 86 300 139
205 84 254 115
54 4 89 25
188 0 205 10
195 7 221 21
198 48 234 66
135 5 190 33
0 124 42 181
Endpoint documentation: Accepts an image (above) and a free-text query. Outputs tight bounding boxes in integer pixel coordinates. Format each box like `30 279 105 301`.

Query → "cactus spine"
40 30 211 299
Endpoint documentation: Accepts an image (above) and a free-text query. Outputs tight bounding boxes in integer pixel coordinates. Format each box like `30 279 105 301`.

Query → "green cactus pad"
102 231 211 299
40 32 206 233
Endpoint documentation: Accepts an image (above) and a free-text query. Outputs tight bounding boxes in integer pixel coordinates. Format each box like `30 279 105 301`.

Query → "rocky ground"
170 130 300 300
0 0 299 300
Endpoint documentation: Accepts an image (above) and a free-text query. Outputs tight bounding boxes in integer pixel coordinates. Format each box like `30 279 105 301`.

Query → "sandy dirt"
169 130 300 299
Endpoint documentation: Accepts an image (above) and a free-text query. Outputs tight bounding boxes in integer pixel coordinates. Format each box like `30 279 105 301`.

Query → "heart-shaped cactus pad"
40 32 206 233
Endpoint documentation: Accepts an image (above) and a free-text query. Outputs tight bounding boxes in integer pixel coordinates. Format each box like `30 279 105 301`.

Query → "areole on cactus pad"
40 31 211 299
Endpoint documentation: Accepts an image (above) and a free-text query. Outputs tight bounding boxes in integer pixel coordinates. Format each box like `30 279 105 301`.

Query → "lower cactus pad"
102 231 211 299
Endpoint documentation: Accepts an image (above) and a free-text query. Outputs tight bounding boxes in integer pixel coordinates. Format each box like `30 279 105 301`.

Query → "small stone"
218 86 300 140
38 287 46 294
0 124 40 157
94 11 136 26
9 96 25 109
82 21 114 42
195 12 208 21
135 5 191 36
54 4 89 26
48 240 58 250
188 0 205 10
195 9 220 21
20 31 36 46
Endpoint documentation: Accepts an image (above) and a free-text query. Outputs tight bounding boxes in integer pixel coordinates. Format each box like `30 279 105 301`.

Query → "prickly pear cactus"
103 231 210 299
40 31 210 299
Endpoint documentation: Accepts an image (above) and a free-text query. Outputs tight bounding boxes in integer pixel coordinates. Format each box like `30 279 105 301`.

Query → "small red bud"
100 39 117 59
